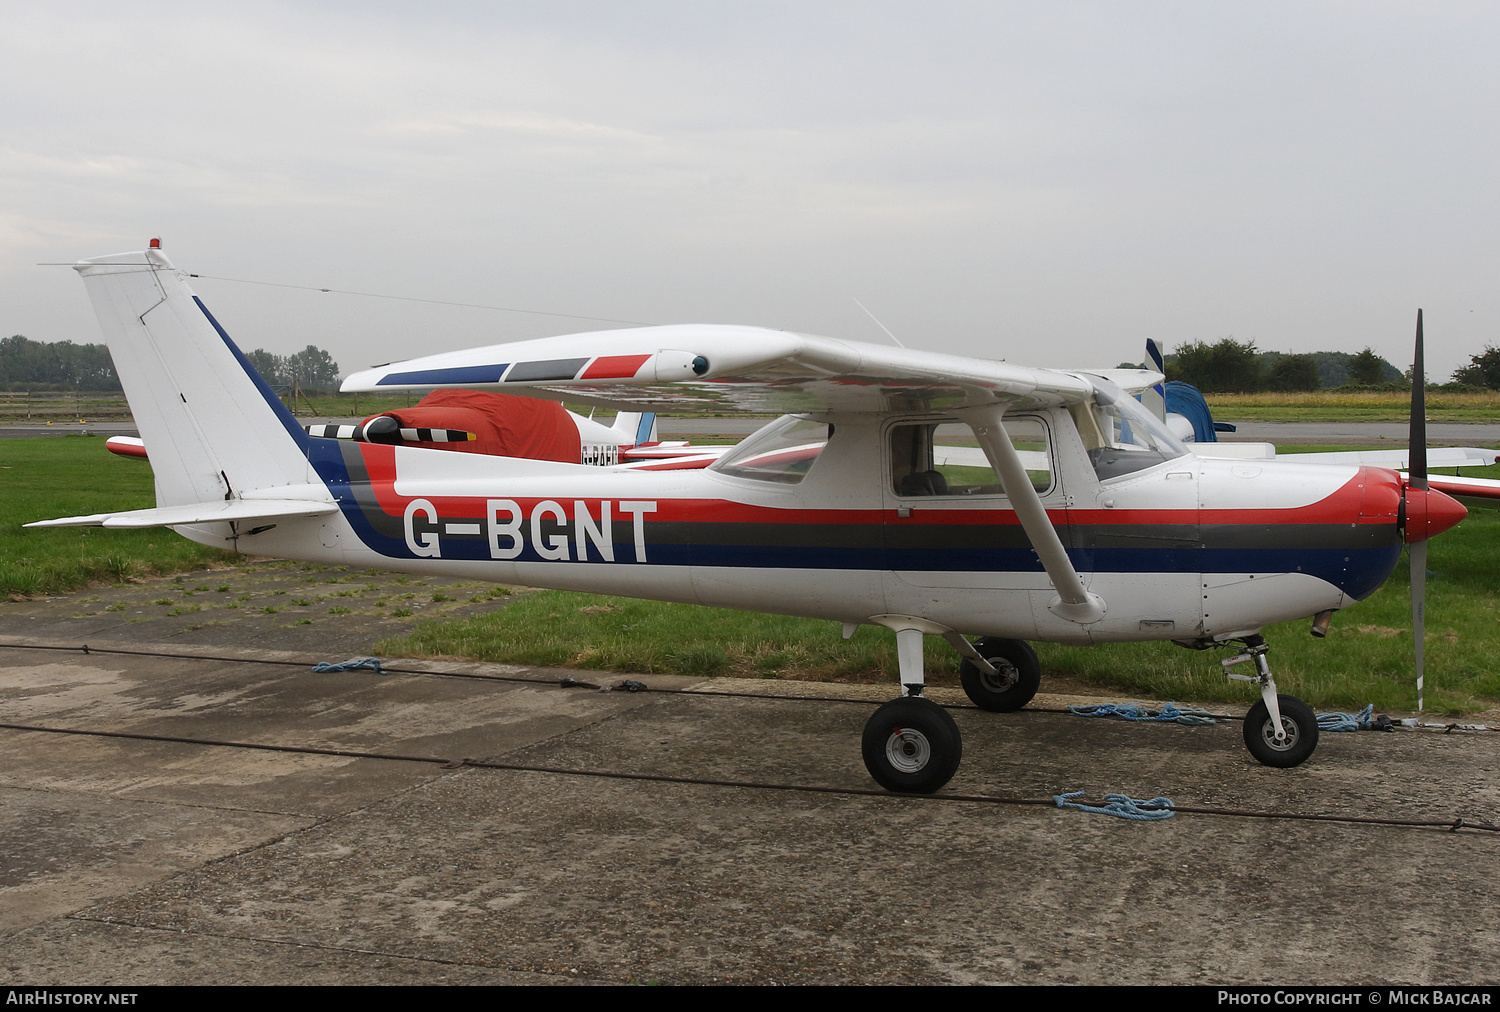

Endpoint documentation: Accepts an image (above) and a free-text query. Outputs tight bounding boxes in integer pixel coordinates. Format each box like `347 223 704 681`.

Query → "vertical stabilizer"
75 248 313 507
610 410 658 444
1141 338 1167 421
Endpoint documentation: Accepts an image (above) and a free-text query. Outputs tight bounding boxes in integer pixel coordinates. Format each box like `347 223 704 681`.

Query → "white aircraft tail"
76 247 314 507
1140 338 1167 421
611 410 658 444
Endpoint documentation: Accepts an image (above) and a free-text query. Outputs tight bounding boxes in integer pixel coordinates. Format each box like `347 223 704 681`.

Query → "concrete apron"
0 637 1498 985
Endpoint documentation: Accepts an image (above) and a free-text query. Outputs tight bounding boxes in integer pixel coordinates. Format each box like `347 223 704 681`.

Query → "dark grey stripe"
505 358 590 382
1200 522 1401 551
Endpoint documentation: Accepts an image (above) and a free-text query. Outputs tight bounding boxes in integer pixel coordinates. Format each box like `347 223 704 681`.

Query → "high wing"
341 326 1129 414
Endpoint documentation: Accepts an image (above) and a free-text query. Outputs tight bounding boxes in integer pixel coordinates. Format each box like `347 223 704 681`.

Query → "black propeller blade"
1410 309 1426 712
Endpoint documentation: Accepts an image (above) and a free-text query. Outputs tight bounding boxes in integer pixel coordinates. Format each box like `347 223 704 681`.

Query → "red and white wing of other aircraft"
31 244 1498 792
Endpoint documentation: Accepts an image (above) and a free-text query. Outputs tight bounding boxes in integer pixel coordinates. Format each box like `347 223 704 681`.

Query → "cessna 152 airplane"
30 244 1482 793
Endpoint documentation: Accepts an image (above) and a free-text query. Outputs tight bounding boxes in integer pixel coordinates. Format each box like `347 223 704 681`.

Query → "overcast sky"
3 1 1497 381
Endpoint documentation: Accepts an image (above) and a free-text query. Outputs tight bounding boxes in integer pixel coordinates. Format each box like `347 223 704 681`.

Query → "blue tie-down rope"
312 657 386 675
1054 791 1176 821
1317 704 1394 732
1067 702 1223 726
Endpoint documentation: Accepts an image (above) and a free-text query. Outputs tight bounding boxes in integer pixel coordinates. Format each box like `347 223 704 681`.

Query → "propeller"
1410 310 1427 712
1400 311 1468 714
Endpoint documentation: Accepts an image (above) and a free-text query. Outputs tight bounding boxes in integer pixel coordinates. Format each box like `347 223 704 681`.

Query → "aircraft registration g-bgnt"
31 244 1484 792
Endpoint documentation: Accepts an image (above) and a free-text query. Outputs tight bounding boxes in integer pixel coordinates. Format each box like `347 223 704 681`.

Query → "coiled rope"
1054 791 1176 821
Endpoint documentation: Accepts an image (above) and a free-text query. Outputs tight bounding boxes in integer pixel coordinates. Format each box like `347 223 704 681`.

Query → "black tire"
958 638 1041 712
861 697 963 793
1243 695 1319 768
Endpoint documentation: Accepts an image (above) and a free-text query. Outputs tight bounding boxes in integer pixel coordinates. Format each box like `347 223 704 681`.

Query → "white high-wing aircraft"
31 245 1478 793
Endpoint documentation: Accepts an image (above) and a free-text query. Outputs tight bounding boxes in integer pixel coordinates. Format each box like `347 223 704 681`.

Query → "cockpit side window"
1080 377 1191 481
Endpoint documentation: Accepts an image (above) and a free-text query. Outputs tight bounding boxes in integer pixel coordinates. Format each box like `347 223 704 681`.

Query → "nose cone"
1404 484 1467 542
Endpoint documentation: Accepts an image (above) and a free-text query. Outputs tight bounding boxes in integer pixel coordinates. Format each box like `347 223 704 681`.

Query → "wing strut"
958 403 1106 625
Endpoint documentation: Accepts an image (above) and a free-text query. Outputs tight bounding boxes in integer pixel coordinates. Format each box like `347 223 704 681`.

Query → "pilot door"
881 415 1069 639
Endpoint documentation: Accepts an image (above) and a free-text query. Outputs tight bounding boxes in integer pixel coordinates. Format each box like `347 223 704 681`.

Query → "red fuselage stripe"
352 445 1391 530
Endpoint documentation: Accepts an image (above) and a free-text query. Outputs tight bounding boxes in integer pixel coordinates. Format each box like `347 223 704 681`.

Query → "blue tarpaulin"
1165 381 1217 442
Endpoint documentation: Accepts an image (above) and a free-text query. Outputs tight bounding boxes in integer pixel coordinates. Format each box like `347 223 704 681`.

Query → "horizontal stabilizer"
26 498 338 530
1088 369 1166 395
105 435 148 459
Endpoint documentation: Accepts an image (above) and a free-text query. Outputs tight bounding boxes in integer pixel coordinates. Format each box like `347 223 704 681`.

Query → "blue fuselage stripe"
337 466 1401 600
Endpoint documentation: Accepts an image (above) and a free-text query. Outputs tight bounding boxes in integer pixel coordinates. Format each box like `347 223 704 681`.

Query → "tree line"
0 335 341 392
244 346 341 391
1159 338 1500 393
0 335 118 390
5 331 1497 396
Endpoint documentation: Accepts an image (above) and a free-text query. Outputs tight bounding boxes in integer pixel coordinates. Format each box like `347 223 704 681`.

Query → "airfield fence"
0 391 134 422
0 389 416 424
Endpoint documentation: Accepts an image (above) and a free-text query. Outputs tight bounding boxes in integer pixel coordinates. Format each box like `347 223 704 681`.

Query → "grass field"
1207 389 1500 422
5 434 1498 714
1 435 235 596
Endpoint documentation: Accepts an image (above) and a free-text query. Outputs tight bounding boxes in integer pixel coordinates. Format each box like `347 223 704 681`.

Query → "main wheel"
958 638 1041 712
861 697 963 794
1243 695 1319 768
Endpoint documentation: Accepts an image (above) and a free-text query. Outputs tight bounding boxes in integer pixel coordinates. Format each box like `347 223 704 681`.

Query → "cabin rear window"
711 415 831 484
889 418 1052 497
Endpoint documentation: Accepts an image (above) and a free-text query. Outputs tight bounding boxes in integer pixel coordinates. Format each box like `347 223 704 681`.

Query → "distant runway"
658 418 1500 447
4 418 1498 447
0 422 140 439
1222 421 1500 446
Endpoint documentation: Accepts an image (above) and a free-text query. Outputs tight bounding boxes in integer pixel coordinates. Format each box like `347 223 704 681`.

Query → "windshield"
1076 376 1191 481
710 415 831 484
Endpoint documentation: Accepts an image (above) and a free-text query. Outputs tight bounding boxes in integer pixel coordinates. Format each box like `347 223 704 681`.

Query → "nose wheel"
1222 635 1319 768
861 696 962 793
1243 695 1318 768
957 637 1041 712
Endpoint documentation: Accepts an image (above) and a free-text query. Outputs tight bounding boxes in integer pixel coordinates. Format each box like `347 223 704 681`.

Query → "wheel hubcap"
1261 716 1300 751
884 727 931 773
979 661 1018 693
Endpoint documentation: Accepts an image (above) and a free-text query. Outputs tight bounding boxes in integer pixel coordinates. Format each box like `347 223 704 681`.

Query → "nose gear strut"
1221 635 1319 767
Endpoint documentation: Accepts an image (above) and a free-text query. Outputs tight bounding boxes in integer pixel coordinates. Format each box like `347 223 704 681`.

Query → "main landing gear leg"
861 627 962 793
1222 635 1319 768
